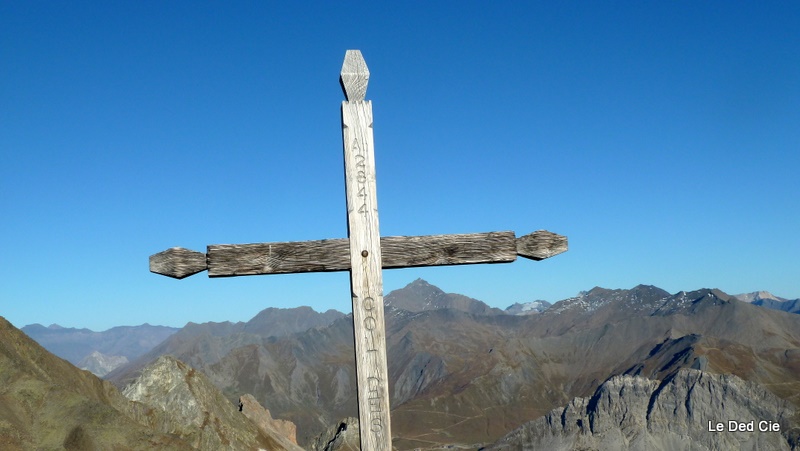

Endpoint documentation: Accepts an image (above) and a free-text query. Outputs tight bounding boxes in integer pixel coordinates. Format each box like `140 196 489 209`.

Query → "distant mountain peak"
385 279 503 315
735 291 788 303
78 351 128 377
244 305 345 336
549 285 717 316
404 278 445 295
505 300 552 315
734 291 800 315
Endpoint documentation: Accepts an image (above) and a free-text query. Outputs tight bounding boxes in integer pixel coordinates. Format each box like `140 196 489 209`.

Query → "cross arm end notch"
516 231 568 261
150 247 208 279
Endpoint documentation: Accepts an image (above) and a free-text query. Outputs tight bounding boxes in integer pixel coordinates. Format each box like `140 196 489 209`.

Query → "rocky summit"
122 355 301 450
384 277 505 315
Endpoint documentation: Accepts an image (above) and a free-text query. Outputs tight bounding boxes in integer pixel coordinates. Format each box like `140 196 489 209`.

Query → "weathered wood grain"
517 230 568 261
206 231 512 276
149 247 207 279
158 231 567 278
340 49 369 101
341 52 391 449
380 231 517 267
208 239 348 276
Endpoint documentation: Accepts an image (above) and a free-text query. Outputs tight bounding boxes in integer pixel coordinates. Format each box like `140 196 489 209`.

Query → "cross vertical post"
340 50 392 450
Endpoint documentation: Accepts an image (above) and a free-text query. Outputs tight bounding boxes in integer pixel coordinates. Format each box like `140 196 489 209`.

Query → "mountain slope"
385 278 504 315
107 306 344 387
1 315 306 450
0 316 193 450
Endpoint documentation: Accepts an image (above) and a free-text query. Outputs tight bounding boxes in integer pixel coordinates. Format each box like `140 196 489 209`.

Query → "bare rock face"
122 355 301 450
312 417 361 451
490 369 799 450
238 393 298 445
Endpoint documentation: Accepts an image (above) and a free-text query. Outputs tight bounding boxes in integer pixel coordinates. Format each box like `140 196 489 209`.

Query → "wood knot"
361 250 369 257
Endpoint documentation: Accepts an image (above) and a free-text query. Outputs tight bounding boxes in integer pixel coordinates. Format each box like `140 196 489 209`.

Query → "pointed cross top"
340 50 369 101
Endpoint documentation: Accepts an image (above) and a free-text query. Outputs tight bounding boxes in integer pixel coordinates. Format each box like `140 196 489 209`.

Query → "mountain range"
11 279 800 449
102 280 800 448
734 291 800 314
21 322 179 376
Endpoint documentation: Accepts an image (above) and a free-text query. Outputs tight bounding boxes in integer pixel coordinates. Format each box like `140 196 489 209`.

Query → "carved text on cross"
149 50 567 451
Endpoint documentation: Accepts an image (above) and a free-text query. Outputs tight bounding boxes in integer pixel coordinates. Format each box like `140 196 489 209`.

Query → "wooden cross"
149 50 567 451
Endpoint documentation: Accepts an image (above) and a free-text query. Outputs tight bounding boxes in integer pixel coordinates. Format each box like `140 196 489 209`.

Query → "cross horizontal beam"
149 230 567 279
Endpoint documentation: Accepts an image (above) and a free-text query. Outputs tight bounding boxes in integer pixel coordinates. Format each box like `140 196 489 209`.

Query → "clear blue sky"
2 2 798 331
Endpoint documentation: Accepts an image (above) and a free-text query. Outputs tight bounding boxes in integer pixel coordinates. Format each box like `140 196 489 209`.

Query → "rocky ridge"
107 306 344 387
490 369 800 450
505 300 552 315
122 355 301 450
735 291 800 315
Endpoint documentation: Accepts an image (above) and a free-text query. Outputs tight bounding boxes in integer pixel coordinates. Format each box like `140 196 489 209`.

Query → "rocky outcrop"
490 369 800 450
312 417 360 451
238 393 297 445
122 355 301 450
